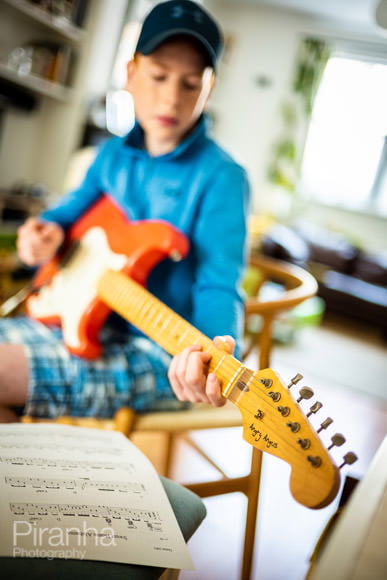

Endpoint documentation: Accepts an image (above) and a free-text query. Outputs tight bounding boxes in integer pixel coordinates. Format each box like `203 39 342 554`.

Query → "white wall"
204 1 387 250
207 2 309 209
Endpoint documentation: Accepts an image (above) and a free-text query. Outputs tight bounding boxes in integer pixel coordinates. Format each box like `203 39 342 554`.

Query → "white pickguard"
28 227 127 349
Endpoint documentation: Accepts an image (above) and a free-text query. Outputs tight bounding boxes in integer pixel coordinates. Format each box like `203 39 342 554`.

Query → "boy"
0 0 250 422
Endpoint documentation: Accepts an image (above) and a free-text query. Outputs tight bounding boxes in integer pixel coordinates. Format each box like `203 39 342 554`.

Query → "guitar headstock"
235 368 357 509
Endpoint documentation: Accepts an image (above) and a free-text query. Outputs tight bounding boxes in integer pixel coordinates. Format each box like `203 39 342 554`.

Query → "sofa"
259 223 387 337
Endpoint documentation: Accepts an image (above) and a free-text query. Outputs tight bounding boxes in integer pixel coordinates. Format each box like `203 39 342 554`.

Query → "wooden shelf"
0 62 71 101
3 0 85 43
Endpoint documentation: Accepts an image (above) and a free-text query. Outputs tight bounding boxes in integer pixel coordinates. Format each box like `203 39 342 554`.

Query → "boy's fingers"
206 373 226 407
213 335 235 354
168 345 208 401
168 340 234 406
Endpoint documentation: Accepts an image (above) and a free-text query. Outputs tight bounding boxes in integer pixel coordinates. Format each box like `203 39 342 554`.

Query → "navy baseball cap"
135 0 223 69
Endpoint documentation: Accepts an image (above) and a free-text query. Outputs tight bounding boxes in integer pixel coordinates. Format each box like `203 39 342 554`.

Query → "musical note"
0 441 123 455
0 455 135 473
9 502 162 531
5 476 146 495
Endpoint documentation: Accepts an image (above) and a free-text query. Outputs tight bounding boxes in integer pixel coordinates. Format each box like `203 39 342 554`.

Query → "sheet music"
0 423 194 570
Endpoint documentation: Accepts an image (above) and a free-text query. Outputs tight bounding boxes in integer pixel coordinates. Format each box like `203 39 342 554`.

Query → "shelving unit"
0 0 88 102
0 0 98 198
0 0 127 197
0 62 71 101
2 0 85 43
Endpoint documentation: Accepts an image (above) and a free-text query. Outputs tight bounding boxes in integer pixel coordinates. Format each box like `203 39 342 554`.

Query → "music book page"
0 423 194 570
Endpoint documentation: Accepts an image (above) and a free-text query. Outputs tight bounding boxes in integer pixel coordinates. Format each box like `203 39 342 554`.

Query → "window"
298 54 387 216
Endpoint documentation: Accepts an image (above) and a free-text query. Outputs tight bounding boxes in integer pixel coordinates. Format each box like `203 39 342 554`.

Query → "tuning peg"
307 455 322 468
286 421 300 433
277 405 290 417
297 437 311 449
328 433 346 450
297 387 314 402
339 452 358 469
287 373 303 389
260 378 273 388
317 417 333 433
306 401 323 417
268 391 281 402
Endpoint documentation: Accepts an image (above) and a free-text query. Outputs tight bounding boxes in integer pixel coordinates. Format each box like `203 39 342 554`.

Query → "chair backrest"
243 254 318 369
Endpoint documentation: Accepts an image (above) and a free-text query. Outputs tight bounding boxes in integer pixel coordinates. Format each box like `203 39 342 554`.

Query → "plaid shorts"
0 316 187 418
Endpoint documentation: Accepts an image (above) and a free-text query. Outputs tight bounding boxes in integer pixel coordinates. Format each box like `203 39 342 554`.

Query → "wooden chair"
243 254 318 369
22 255 318 580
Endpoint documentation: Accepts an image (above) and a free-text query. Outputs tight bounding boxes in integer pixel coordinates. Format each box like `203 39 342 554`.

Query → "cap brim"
138 28 217 68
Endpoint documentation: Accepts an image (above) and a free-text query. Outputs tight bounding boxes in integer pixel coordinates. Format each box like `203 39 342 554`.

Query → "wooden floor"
140 314 387 580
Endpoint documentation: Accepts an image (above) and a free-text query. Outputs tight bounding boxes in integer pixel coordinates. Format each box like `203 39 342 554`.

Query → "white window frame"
298 42 387 218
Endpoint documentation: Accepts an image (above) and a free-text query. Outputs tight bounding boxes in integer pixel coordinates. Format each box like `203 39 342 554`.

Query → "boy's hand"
17 217 64 266
168 335 235 407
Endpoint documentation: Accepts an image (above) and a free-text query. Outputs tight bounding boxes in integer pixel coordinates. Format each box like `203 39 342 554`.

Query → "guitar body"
26 195 189 359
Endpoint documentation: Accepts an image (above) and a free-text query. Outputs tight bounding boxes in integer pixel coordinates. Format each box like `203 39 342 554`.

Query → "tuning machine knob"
306 401 323 417
297 387 314 402
287 373 303 389
328 433 346 450
317 417 333 433
339 452 358 469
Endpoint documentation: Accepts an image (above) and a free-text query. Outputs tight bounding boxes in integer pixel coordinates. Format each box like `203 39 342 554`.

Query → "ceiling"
224 0 387 38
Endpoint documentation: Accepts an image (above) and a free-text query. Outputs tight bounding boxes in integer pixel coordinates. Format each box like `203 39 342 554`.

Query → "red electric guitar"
26 195 189 359
22 195 356 509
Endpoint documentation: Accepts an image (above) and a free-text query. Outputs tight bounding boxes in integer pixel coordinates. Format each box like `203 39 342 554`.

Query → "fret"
211 353 227 375
152 310 165 328
176 326 190 346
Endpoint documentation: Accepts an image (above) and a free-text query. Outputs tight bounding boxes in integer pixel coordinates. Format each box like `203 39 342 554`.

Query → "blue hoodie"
41 116 250 357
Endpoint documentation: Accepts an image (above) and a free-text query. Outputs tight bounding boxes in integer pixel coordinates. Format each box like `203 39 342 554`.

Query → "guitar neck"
98 270 343 511
97 269 245 399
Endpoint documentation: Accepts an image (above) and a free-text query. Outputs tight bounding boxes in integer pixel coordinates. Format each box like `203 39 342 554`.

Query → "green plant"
267 37 331 193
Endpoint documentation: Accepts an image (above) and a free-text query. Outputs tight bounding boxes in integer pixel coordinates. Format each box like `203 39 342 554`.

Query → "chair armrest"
245 256 318 316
